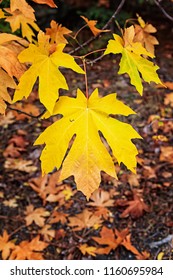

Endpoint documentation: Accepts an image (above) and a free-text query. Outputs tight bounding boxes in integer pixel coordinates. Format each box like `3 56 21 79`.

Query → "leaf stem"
83 59 89 99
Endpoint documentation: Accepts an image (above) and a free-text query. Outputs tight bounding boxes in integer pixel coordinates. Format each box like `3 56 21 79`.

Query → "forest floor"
0 19 173 260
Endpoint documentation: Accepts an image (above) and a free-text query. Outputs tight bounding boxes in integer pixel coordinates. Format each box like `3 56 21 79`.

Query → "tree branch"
7 104 46 119
69 0 127 55
153 0 173 21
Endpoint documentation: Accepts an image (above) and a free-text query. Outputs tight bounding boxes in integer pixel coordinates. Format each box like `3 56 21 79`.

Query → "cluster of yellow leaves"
104 25 162 95
0 0 163 200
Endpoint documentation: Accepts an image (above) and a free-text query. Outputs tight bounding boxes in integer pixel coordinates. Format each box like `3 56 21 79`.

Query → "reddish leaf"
120 191 150 218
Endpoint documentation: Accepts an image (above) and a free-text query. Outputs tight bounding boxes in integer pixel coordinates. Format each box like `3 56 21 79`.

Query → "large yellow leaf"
0 68 16 114
35 88 141 198
104 25 162 95
13 31 84 113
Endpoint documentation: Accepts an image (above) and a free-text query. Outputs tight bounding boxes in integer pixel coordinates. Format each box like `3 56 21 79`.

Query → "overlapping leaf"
81 16 109 36
0 33 27 79
4 0 39 42
35 88 141 198
13 31 84 113
46 20 72 44
134 14 159 55
31 0 57 7
104 25 162 95
0 68 16 114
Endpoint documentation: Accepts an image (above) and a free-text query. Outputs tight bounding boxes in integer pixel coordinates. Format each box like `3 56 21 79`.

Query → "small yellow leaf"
79 244 97 257
157 252 164 260
46 20 72 44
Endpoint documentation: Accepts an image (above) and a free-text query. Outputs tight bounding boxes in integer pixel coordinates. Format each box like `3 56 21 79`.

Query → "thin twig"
69 0 127 55
149 234 173 248
102 0 127 30
7 104 46 119
153 0 173 21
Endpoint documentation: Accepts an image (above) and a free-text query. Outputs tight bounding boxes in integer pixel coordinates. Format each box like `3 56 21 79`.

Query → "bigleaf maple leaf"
0 68 16 114
134 14 159 55
104 25 162 95
13 31 84 113
35 88 141 198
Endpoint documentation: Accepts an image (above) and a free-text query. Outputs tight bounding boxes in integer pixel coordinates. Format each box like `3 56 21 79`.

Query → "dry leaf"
9 235 48 260
0 35 26 79
81 16 109 36
3 198 18 208
0 68 16 114
0 111 15 126
46 20 72 44
0 231 15 259
39 224 55 241
120 191 150 218
49 211 68 224
31 0 57 7
134 14 159 55
164 93 173 107
24 204 50 227
4 158 37 172
88 189 114 208
79 244 97 257
68 209 103 231
159 146 173 163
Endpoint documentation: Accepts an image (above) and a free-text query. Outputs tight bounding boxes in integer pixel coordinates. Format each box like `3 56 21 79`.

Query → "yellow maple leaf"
35 88 141 198
79 244 97 257
13 31 84 113
46 20 72 44
104 25 163 95
134 15 159 55
5 9 39 42
10 0 35 20
0 68 16 114
81 16 109 36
